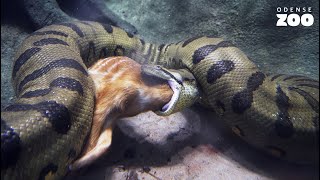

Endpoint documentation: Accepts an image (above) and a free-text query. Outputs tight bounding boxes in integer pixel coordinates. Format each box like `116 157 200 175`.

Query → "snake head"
141 65 199 116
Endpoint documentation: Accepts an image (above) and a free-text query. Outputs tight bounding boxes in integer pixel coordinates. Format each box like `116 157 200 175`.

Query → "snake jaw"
160 79 181 114
141 64 199 116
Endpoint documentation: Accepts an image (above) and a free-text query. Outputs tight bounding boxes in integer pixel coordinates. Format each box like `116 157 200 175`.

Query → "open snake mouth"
141 64 185 115
161 79 181 113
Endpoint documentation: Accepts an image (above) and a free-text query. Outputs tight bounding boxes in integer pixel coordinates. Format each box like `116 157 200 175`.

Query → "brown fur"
71 56 173 170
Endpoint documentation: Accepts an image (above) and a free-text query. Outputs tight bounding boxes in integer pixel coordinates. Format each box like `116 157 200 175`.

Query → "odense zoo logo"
276 7 314 26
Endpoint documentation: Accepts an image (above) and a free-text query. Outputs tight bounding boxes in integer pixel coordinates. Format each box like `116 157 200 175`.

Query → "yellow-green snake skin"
1 21 319 179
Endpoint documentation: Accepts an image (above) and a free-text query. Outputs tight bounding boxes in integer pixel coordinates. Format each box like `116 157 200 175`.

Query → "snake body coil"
1 21 319 179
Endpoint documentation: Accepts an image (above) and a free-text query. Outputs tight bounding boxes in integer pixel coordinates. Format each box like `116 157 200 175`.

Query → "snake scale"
1 21 319 179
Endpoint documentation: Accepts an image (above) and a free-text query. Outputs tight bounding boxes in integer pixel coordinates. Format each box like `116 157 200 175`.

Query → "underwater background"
1 0 319 179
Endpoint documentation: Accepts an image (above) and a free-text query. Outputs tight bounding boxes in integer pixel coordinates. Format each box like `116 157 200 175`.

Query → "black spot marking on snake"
101 23 113 33
39 101 71 134
5 101 71 134
5 103 33 111
275 85 294 138
31 31 69 37
12 47 41 78
113 45 125 56
288 86 319 113
141 44 154 63
158 44 165 51
247 72 266 91
265 145 286 157
50 77 84 95
283 75 305 81
21 89 51 98
126 31 134 38
206 60 235 84
172 58 186 69
139 39 145 46
68 149 77 160
296 83 319 89
1 119 21 169
164 43 172 53
99 47 108 59
21 78 84 98
38 163 58 180
270 74 284 81
182 36 202 47
33 38 69 46
85 41 96 63
232 90 252 114
192 41 235 64
18 58 87 93
175 39 184 45
57 22 84 37
151 44 158 62
232 72 265 114
294 78 319 83
147 44 153 59
154 49 162 64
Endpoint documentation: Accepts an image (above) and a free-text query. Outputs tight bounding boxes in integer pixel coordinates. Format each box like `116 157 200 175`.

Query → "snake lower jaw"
156 79 181 116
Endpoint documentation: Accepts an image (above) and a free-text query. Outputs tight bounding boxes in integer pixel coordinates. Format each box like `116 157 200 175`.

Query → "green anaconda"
1 21 319 179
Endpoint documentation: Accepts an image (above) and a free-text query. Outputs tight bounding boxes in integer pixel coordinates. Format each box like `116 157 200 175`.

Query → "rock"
65 107 318 179
23 0 73 29
3 0 137 34
56 0 137 34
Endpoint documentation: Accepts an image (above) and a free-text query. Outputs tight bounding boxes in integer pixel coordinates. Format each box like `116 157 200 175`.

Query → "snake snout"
140 64 199 116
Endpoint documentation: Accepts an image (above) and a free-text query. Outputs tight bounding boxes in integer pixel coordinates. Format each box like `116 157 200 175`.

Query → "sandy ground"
65 107 319 180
